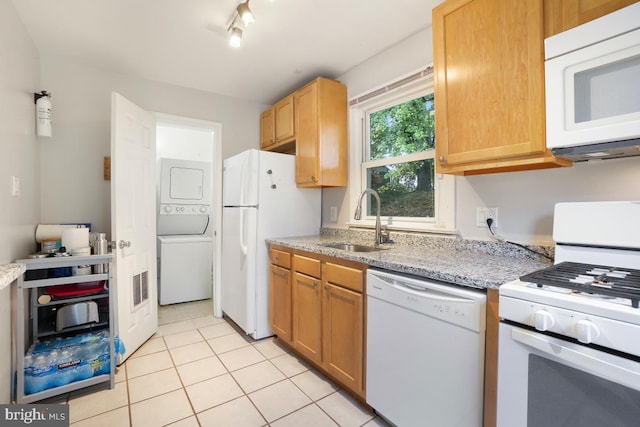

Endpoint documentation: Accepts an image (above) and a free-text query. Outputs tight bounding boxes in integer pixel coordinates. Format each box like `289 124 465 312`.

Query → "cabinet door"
260 107 275 149
270 265 292 343
274 95 295 143
544 0 638 37
292 271 322 364
322 282 364 395
433 0 548 170
295 82 319 186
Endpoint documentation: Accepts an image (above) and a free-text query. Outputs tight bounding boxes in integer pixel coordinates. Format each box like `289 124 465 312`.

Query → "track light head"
236 1 255 25
229 26 242 47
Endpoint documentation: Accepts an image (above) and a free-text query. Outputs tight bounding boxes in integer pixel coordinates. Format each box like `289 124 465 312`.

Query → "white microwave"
545 2 640 161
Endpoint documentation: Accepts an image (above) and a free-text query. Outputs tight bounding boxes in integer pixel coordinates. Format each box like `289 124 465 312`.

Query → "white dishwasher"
366 268 486 427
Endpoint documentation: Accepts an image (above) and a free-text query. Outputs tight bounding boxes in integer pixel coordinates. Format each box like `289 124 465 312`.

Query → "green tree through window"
366 93 436 218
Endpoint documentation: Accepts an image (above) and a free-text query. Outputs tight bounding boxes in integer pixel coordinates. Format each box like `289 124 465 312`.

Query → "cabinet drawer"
323 263 364 293
270 248 291 269
293 255 321 279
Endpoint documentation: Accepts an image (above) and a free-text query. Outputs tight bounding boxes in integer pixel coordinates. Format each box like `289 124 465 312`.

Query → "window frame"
347 68 456 233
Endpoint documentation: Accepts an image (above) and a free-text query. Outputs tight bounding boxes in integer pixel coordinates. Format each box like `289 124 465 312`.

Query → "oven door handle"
511 328 640 391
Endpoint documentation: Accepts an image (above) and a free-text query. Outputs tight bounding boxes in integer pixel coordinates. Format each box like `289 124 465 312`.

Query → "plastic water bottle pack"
24 330 125 395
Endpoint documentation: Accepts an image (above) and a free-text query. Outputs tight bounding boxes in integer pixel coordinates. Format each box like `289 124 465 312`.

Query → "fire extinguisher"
34 90 52 137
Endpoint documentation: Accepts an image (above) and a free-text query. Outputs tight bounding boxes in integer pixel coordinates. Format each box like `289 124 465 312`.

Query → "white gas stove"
497 201 640 427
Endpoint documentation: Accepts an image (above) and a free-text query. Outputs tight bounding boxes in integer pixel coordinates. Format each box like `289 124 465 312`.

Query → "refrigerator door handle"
239 207 248 256
239 154 248 206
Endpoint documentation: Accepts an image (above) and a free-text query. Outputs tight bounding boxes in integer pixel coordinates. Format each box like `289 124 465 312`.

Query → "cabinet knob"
313 281 318 288
438 156 445 163
275 256 279 262
324 285 329 290
311 175 316 181
118 240 131 249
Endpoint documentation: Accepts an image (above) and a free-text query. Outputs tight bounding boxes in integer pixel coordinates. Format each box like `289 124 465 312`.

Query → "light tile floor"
42 300 390 427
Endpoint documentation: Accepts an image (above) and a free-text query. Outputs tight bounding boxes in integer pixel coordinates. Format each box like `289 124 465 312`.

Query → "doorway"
154 113 223 318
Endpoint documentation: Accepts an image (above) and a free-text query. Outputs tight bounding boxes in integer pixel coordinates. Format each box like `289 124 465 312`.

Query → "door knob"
119 240 131 249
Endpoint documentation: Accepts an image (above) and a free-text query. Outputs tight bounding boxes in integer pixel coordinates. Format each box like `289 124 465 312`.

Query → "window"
349 69 455 232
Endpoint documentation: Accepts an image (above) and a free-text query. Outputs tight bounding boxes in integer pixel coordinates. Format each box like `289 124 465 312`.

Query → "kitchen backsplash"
320 227 555 262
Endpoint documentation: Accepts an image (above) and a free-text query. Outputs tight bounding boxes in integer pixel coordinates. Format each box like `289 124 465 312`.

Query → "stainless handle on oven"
511 327 640 391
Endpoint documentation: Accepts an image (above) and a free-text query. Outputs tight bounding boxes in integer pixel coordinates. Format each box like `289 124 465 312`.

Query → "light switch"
11 176 20 196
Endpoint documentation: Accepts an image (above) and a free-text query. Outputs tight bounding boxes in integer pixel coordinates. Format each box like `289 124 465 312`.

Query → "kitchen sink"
321 242 385 252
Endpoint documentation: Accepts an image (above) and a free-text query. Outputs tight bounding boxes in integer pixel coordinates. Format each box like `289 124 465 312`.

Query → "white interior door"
111 92 158 362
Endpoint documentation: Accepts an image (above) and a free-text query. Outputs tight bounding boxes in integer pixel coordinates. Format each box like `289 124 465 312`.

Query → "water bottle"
56 350 76 386
92 233 109 274
25 355 53 394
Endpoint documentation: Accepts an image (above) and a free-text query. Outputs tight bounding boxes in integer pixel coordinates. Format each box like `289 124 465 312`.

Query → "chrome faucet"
354 189 390 246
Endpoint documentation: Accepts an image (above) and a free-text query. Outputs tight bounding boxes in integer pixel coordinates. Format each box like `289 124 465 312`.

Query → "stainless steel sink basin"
321 242 385 252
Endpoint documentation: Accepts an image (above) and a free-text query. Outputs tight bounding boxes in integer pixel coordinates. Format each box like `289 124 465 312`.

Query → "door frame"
154 113 223 318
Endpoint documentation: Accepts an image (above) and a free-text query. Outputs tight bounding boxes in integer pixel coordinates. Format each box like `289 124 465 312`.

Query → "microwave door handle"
511 327 640 391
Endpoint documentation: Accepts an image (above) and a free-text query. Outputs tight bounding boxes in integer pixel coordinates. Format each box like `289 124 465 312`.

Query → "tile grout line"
79 304 377 427
170 326 204 426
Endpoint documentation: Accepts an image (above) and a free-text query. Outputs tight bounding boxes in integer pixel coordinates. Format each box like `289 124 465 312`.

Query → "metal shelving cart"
13 254 115 404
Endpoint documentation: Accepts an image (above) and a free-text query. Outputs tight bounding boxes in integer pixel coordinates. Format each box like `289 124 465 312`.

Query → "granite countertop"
267 229 553 290
0 263 26 290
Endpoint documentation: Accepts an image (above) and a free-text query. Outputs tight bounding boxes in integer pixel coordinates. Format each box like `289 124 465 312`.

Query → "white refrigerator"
221 149 321 339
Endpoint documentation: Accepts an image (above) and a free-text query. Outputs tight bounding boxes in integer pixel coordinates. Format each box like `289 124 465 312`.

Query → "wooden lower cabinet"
269 249 293 343
269 245 366 398
322 282 364 395
269 265 292 343
292 269 323 365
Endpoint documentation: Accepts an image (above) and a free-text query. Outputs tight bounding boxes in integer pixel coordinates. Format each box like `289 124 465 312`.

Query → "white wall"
157 125 214 161
0 0 41 404
39 55 268 238
326 27 640 245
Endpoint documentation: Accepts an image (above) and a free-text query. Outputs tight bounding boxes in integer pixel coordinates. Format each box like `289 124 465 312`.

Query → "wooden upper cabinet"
432 0 571 175
295 78 348 187
544 0 638 37
260 107 275 149
274 95 295 144
260 95 295 152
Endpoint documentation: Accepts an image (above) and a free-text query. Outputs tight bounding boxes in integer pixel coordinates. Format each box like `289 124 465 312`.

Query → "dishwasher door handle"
392 281 475 304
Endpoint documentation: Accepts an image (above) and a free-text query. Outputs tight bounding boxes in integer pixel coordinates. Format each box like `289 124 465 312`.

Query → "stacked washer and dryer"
157 158 213 305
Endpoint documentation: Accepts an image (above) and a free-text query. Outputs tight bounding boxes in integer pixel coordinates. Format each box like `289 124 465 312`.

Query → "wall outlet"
476 207 498 227
330 206 338 222
11 176 20 197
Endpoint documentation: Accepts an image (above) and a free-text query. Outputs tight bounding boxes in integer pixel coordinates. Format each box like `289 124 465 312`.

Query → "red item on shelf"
45 281 107 298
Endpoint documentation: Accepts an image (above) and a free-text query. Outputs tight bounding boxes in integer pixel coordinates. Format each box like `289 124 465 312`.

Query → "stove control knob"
534 310 555 331
576 319 600 344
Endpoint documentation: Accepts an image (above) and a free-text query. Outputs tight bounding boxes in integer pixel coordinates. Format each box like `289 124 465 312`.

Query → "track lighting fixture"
236 1 255 25
227 0 254 47
229 26 243 48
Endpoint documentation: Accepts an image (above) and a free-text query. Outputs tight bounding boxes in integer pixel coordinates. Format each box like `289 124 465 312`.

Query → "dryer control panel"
160 204 209 215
